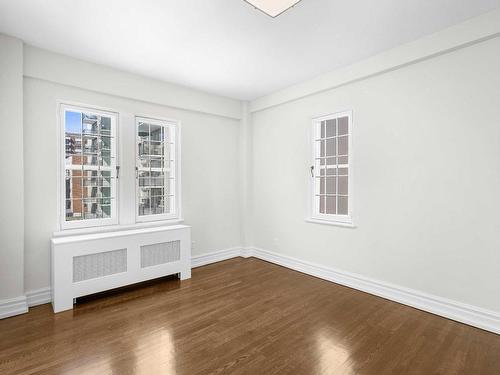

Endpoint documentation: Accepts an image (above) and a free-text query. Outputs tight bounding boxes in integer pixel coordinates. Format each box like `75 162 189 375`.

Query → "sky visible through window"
65 111 81 133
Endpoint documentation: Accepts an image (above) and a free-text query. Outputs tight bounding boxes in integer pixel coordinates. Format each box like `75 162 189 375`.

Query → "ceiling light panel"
244 0 302 17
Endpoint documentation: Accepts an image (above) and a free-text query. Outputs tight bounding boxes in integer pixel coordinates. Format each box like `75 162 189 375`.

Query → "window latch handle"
116 166 120 179
135 166 138 179
310 165 314 178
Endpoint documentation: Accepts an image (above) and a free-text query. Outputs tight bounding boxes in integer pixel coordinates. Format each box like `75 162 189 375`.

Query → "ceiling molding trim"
250 8 500 113
23 45 242 120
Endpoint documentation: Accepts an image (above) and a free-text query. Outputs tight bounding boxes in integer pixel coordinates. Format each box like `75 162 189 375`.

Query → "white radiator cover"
51 225 191 313
141 241 180 268
73 248 127 282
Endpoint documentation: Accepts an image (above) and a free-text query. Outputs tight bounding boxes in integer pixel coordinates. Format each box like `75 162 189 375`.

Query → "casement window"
309 111 353 226
59 104 181 231
61 105 118 229
136 117 179 222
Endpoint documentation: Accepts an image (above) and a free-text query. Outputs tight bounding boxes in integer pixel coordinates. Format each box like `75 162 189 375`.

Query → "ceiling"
1 0 500 100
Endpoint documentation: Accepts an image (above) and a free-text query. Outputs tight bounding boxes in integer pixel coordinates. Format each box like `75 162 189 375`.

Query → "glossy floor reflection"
1 258 499 374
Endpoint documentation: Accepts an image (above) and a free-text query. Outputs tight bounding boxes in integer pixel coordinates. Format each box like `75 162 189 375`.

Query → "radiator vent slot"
73 249 127 282
141 241 180 268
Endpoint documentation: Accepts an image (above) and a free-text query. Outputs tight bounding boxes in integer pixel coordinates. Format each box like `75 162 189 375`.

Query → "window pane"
63 107 116 226
66 199 83 221
151 171 164 186
138 157 149 168
319 140 325 158
338 196 348 215
66 170 82 200
325 119 336 138
319 196 325 214
138 171 150 186
325 157 336 166
325 138 336 156
150 125 163 141
65 134 81 155
101 117 111 134
138 188 151 216
338 176 348 195
320 167 336 176
151 196 164 214
313 113 350 220
101 150 112 167
338 117 348 135
150 142 163 156
338 136 348 155
325 196 336 214
65 111 81 134
338 155 348 164
82 199 112 220
338 167 348 176
150 157 163 169
82 114 99 134
325 177 336 194
137 119 175 218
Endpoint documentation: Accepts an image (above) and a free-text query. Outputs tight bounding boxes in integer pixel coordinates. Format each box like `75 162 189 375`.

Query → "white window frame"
135 116 181 223
58 103 119 230
307 110 354 227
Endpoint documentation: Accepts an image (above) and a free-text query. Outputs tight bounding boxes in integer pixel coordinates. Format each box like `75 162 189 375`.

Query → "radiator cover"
51 225 191 313
141 241 180 268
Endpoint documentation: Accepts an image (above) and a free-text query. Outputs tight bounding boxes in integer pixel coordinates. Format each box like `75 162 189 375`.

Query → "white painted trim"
304 218 356 228
23 45 242 120
0 295 28 319
247 247 500 335
134 116 181 223
13 247 500 334
309 110 353 225
191 247 243 268
52 219 184 238
250 9 500 112
51 224 190 245
21 247 245 311
26 287 52 307
58 102 120 230
240 247 253 258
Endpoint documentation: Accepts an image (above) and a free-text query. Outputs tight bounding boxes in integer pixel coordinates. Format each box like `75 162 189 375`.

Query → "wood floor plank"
0 258 499 374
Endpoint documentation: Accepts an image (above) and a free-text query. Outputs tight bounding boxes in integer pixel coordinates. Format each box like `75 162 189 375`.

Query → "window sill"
305 218 356 228
53 218 185 238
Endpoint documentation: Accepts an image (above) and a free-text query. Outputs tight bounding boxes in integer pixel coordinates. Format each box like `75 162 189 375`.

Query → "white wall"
24 46 242 120
0 34 24 300
23 78 242 292
250 36 500 313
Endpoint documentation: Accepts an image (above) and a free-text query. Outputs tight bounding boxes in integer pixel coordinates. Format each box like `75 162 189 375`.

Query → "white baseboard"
26 287 52 307
0 249 243 320
247 247 500 335
240 247 253 258
0 295 28 319
7 247 499 335
191 247 243 268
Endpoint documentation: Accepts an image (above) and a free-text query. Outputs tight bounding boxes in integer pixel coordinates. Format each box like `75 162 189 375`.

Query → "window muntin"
311 111 352 223
62 105 118 228
136 117 178 221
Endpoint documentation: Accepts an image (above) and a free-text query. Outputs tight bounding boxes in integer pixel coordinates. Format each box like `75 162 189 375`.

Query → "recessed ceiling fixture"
244 0 302 18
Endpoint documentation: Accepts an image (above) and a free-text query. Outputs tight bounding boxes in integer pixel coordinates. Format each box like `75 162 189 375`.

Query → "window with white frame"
310 111 352 224
60 104 181 231
61 105 118 229
136 117 178 221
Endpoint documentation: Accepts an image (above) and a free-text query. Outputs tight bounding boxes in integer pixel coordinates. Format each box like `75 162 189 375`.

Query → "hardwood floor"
1 258 499 375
